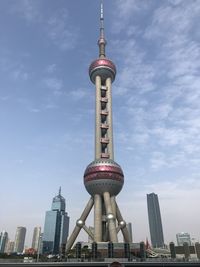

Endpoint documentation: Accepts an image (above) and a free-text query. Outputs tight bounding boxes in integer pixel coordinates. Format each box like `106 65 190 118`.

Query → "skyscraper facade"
42 188 69 254
32 226 41 251
176 232 191 246
0 231 8 253
147 193 164 248
66 3 131 252
5 240 14 254
13 227 26 253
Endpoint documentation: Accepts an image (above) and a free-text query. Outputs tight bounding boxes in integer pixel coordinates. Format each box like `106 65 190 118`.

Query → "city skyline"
1 0 200 247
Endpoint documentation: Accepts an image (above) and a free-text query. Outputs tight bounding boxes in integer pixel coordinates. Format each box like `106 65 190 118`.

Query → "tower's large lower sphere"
84 159 124 196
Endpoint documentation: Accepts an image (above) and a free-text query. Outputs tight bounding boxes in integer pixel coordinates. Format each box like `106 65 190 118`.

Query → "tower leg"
65 197 94 252
94 194 102 242
102 201 107 241
103 192 118 242
115 201 131 243
111 196 117 226
82 225 94 240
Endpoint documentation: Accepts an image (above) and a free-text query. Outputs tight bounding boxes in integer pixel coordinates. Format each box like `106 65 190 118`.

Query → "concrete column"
103 192 118 242
65 197 94 252
102 202 107 242
82 225 94 241
111 196 117 226
94 194 102 242
95 75 102 159
115 201 131 243
106 77 114 159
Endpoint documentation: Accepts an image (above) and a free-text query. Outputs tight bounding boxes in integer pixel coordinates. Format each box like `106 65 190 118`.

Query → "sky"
1 0 200 248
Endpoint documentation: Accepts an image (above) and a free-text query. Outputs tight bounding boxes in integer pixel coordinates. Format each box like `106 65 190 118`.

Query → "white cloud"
46 64 57 74
0 96 9 101
110 0 200 176
46 9 78 51
112 0 149 33
150 151 168 170
70 88 88 100
12 69 29 81
28 108 40 113
43 77 63 94
10 0 41 23
144 1 200 40
43 103 58 110
0 53 30 82
15 159 24 164
112 39 156 95
10 2 78 51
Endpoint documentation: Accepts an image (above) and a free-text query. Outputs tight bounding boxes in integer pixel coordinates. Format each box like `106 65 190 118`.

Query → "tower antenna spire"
100 1 104 38
98 0 106 58
59 186 61 196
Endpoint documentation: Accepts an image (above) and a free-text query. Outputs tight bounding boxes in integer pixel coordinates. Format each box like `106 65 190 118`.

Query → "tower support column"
103 192 118 242
115 201 131 243
111 196 117 226
65 197 94 252
94 194 102 242
106 77 114 159
95 75 102 159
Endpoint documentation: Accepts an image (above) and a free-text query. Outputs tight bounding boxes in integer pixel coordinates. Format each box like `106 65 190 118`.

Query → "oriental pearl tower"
66 3 131 252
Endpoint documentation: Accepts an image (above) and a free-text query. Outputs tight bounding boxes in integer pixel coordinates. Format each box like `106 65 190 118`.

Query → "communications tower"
66 3 131 252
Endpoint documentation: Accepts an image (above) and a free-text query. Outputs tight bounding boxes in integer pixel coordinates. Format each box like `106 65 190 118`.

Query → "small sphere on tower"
84 159 124 196
89 58 116 84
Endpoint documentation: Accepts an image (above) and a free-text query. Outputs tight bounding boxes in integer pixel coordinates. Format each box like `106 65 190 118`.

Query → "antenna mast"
98 1 106 58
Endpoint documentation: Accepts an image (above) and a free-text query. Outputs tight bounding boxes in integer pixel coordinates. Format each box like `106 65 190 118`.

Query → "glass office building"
0 231 8 253
147 193 164 248
42 188 70 254
13 227 26 253
32 226 41 251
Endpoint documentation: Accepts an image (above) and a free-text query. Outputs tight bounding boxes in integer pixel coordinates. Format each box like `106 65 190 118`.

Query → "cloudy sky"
1 0 200 247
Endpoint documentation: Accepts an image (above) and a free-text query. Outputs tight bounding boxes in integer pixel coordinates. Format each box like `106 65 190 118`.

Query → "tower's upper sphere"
84 159 124 196
89 58 116 84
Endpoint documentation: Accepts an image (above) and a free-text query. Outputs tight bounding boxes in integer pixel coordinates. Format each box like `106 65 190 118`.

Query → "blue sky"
1 0 200 247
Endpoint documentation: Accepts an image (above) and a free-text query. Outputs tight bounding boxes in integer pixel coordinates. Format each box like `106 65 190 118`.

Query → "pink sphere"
84 159 124 196
89 58 116 84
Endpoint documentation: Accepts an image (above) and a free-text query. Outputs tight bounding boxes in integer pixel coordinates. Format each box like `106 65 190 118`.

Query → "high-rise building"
32 227 41 251
13 227 26 253
147 193 164 248
42 188 69 254
0 231 8 253
66 3 131 252
5 240 14 254
176 232 191 246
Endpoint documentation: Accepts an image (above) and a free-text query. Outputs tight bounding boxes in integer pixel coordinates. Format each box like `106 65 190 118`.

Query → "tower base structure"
65 193 131 252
